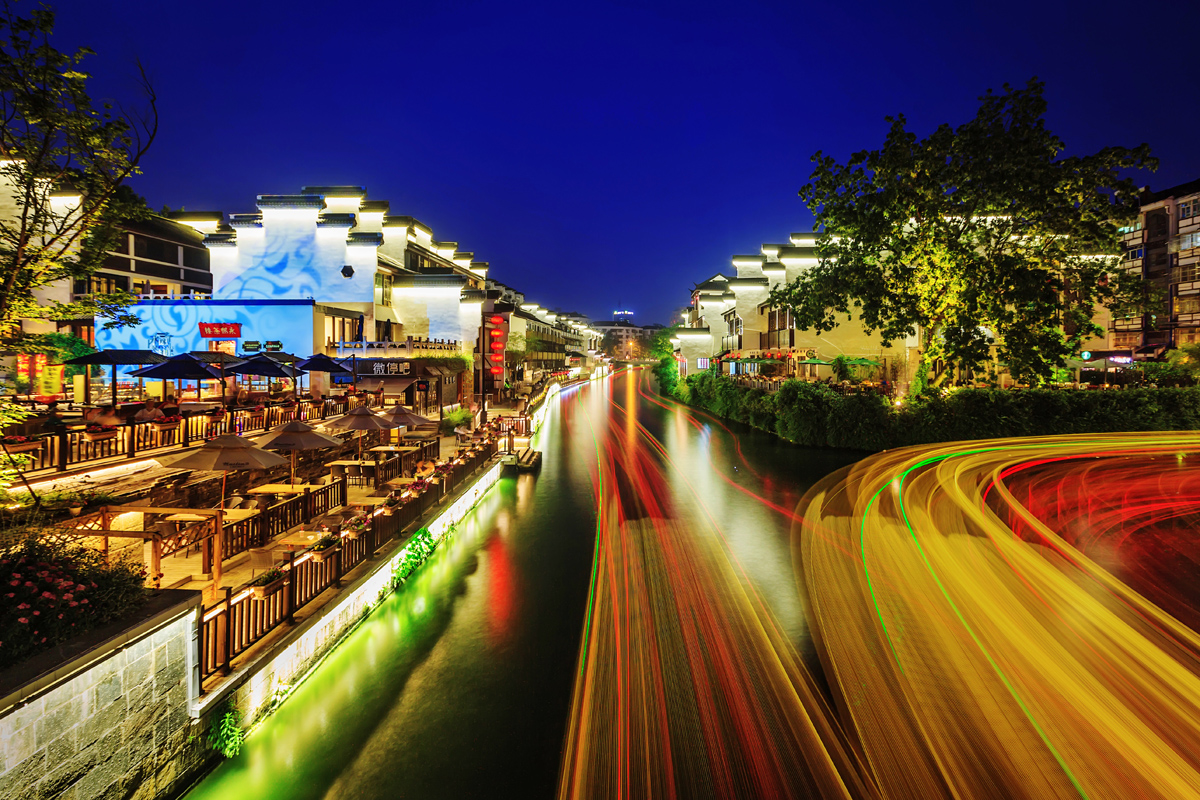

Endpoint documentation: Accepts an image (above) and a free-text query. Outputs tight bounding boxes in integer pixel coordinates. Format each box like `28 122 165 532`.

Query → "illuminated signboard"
264 341 283 352
242 341 261 353
355 359 412 377
199 322 242 337
415 380 430 392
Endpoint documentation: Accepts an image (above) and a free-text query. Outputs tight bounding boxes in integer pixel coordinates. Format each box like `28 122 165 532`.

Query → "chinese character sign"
198 323 243 338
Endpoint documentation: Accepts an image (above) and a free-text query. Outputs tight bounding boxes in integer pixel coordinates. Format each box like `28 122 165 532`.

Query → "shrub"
440 407 473 436
680 375 1200 452
0 536 147 669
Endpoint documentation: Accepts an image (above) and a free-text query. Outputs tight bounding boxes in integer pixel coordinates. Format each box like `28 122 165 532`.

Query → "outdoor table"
164 508 259 523
247 483 323 494
370 444 418 462
385 477 418 488
275 531 324 551
399 430 438 440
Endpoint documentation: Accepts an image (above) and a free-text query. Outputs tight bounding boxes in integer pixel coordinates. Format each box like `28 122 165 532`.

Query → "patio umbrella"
845 357 882 366
129 354 223 405
159 434 288 591
295 353 352 374
321 404 398 459
227 354 307 401
794 358 832 365
63 349 167 406
296 353 352 400
257 419 344 485
376 402 433 431
189 351 246 402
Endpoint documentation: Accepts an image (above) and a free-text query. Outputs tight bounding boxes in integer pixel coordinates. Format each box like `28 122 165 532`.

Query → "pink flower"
57 613 63 619
41 591 55 600
4 593 12 598
76 584 86 591
32 610 40 616
8 580 18 587
79 599 88 605
17 603 28 610
68 601 78 607
17 617 28 624
63 593 73 601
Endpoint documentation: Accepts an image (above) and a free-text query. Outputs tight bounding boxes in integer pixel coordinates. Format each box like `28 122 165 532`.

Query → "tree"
599 331 621 359
0 2 156 336
769 79 1155 384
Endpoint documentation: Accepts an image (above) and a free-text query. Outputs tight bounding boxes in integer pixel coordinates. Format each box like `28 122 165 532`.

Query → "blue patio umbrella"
129 354 224 404
295 353 352 374
226 354 305 379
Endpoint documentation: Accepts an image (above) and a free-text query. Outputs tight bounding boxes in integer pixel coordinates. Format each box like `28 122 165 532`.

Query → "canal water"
186 371 863 800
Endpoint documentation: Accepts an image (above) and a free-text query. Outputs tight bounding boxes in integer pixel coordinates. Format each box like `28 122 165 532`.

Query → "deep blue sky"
51 0 1200 326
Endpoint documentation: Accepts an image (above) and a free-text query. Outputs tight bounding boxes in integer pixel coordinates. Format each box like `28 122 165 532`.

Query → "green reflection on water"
186 478 517 800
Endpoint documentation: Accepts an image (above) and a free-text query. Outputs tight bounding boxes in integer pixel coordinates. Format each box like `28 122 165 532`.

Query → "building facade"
1116 178 1200 352
96 185 489 399
675 233 917 384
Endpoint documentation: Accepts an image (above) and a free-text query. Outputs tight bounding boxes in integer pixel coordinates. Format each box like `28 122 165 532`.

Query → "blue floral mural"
97 300 316 374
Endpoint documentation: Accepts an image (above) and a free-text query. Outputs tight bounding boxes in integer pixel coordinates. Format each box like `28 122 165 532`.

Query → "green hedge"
679 372 1200 451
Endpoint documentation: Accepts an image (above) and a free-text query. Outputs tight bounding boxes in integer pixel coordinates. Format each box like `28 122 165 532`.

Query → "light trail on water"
561 370 1200 800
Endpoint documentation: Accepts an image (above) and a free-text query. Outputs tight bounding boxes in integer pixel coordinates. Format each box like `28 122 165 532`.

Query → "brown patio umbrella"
257 420 344 485
157 434 288 593
375 403 434 431
321 404 398 459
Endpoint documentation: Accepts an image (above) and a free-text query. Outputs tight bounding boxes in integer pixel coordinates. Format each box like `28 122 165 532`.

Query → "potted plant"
67 497 84 517
343 516 368 540
151 414 182 430
308 534 340 563
82 424 119 442
0 434 42 454
249 567 286 599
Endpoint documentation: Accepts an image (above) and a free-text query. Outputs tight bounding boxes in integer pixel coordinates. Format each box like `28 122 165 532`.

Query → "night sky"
50 0 1200 326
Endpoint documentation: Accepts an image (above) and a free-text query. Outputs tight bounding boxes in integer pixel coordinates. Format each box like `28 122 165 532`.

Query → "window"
1112 332 1141 348
1181 261 1199 282
1178 328 1200 345
374 273 393 307
1125 247 1144 261
1181 201 1193 220
697 358 710 370
1174 295 1200 315
133 235 178 264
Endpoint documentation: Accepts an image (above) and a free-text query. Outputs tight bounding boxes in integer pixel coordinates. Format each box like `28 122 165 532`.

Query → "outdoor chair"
361 463 377 487
330 464 346 481
249 547 280 578
347 464 362 486
454 426 472 444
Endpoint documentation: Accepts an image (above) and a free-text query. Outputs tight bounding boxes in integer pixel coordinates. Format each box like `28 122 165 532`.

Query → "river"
185 369 863 800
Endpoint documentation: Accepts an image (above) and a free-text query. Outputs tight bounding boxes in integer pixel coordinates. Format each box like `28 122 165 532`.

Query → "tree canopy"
768 79 1155 384
0 1 155 335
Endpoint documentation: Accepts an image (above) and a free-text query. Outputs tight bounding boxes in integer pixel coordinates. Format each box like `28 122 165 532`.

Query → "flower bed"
249 567 286 599
0 537 148 669
1 435 42 453
83 424 119 442
152 414 182 427
307 534 339 563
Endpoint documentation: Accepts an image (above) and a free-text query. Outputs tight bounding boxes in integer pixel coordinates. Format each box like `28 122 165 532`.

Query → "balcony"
329 336 460 358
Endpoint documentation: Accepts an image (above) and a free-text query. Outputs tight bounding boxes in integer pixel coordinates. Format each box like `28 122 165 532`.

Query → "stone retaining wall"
0 592 204 800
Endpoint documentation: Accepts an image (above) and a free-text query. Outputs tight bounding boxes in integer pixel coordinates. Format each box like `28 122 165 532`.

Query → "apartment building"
1117 178 1200 351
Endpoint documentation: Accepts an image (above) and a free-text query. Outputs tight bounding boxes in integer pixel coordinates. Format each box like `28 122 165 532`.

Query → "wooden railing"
493 415 532 436
197 451 496 682
15 396 379 476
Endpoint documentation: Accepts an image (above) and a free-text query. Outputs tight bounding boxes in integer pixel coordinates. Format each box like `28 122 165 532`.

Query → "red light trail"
557 370 1200 799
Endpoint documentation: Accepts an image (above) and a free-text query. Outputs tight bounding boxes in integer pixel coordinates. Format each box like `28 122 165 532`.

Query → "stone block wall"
0 601 207 800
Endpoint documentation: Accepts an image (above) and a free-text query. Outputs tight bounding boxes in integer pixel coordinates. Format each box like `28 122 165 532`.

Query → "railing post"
303 487 312 523
221 587 233 675
56 430 68 472
182 415 191 448
126 424 136 459
333 541 343 588
285 550 296 625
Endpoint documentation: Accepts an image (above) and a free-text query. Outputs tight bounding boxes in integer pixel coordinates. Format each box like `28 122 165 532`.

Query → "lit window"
697 358 709 369
1181 202 1193 220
